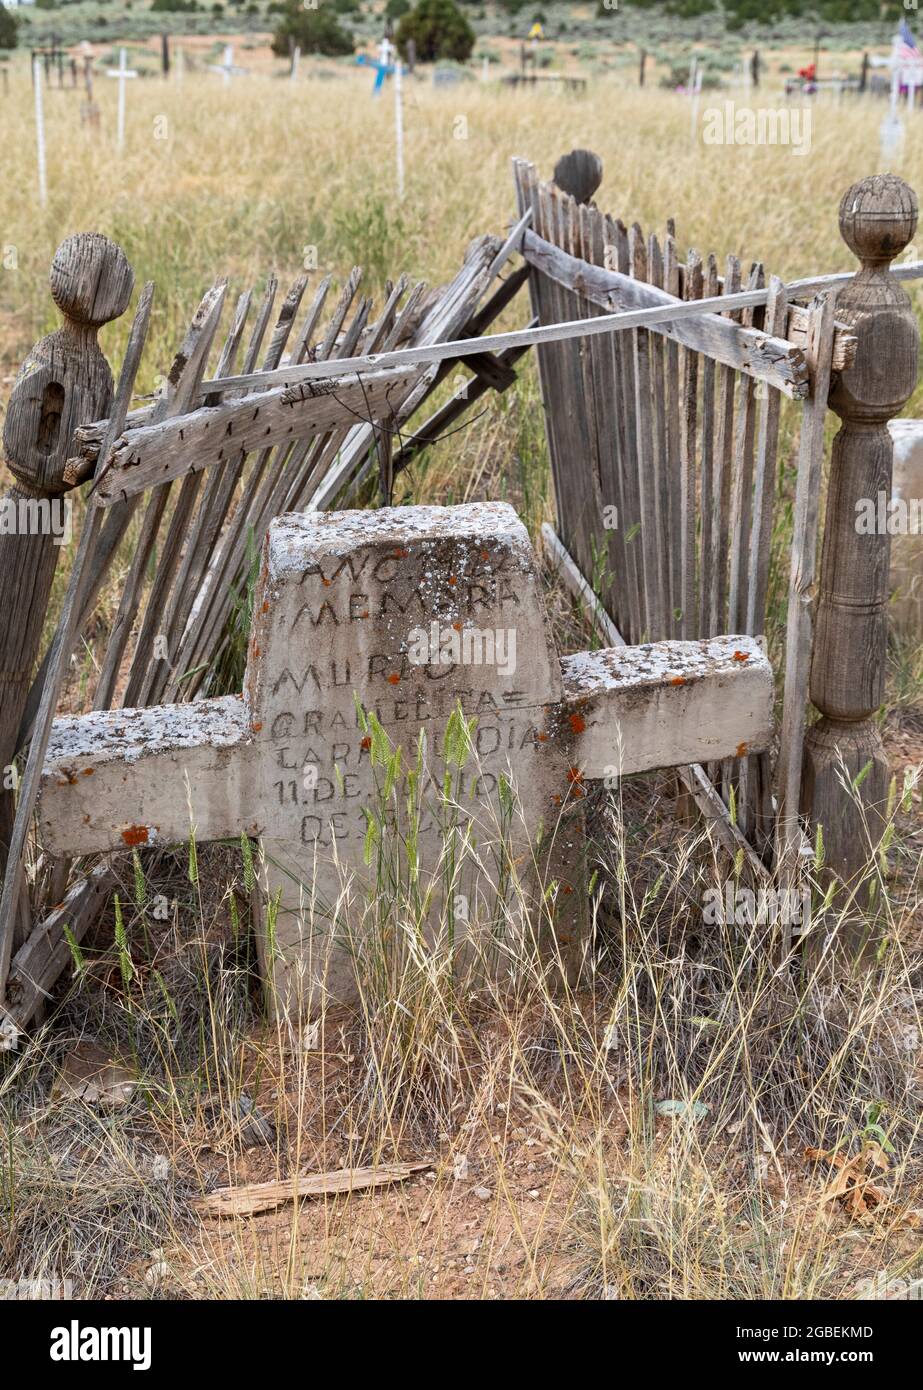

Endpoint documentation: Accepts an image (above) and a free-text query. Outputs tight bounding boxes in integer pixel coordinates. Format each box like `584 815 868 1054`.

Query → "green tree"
151 0 200 13
271 2 355 57
396 0 475 63
0 4 15 50
385 0 410 20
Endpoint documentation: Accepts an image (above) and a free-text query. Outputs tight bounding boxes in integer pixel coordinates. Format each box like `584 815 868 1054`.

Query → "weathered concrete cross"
38 503 772 1014
208 44 247 86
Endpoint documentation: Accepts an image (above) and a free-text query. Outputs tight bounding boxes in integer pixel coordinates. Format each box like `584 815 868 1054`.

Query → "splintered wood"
193 1162 434 1217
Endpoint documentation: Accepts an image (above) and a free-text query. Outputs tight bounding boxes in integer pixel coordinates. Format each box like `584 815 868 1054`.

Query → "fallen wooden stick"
192 1161 432 1217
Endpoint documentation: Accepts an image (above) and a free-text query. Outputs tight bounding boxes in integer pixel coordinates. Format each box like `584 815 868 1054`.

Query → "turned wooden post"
802 175 919 930
0 234 133 882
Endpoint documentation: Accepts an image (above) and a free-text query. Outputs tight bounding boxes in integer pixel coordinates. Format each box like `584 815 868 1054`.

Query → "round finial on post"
49 232 134 330
802 173 921 940
0 233 133 880
552 149 603 206
838 173 918 267
2 232 134 495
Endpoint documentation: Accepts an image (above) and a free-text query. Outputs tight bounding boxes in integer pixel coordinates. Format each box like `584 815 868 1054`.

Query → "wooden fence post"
802 175 919 932
0 234 133 882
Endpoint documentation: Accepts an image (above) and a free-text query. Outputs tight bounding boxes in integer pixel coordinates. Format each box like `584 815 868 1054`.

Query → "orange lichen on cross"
121 825 151 847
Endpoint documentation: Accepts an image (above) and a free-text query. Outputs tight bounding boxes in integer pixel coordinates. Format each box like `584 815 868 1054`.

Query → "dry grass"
1 732 921 1300
2 66 923 388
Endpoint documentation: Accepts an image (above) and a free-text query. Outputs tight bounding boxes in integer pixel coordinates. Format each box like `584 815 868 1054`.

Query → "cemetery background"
0 0 921 1303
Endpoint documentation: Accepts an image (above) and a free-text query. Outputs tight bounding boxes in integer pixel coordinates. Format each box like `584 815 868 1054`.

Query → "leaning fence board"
119 287 231 708
94 366 422 503
746 277 787 638
584 206 630 650
541 523 626 648
522 228 812 398
5 865 116 1027
705 255 741 641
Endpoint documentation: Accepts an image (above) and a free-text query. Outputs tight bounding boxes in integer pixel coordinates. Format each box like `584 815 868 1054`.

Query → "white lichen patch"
561 635 768 696
44 694 250 767
266 501 532 582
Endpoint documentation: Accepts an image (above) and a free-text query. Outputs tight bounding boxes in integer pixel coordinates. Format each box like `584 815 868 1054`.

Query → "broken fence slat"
94 366 423 504
192 1161 432 1217
5 864 116 1028
521 230 854 399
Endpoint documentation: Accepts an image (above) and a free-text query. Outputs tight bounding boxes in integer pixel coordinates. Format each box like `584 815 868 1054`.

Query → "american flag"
898 19 921 63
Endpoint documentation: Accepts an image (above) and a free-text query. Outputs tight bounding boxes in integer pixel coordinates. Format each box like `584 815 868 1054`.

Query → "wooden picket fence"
513 152 921 897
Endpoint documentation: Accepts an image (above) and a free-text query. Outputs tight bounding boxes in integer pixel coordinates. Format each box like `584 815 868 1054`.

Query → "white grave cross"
38 504 772 1015
873 30 923 163
209 44 247 86
106 47 138 153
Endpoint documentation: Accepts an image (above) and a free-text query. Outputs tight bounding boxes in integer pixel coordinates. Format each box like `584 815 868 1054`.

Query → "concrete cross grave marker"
209 45 247 86
37 503 773 1016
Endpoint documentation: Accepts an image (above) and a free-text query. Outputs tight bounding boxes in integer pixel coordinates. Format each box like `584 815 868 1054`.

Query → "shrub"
271 2 355 57
396 0 475 64
0 4 16 50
